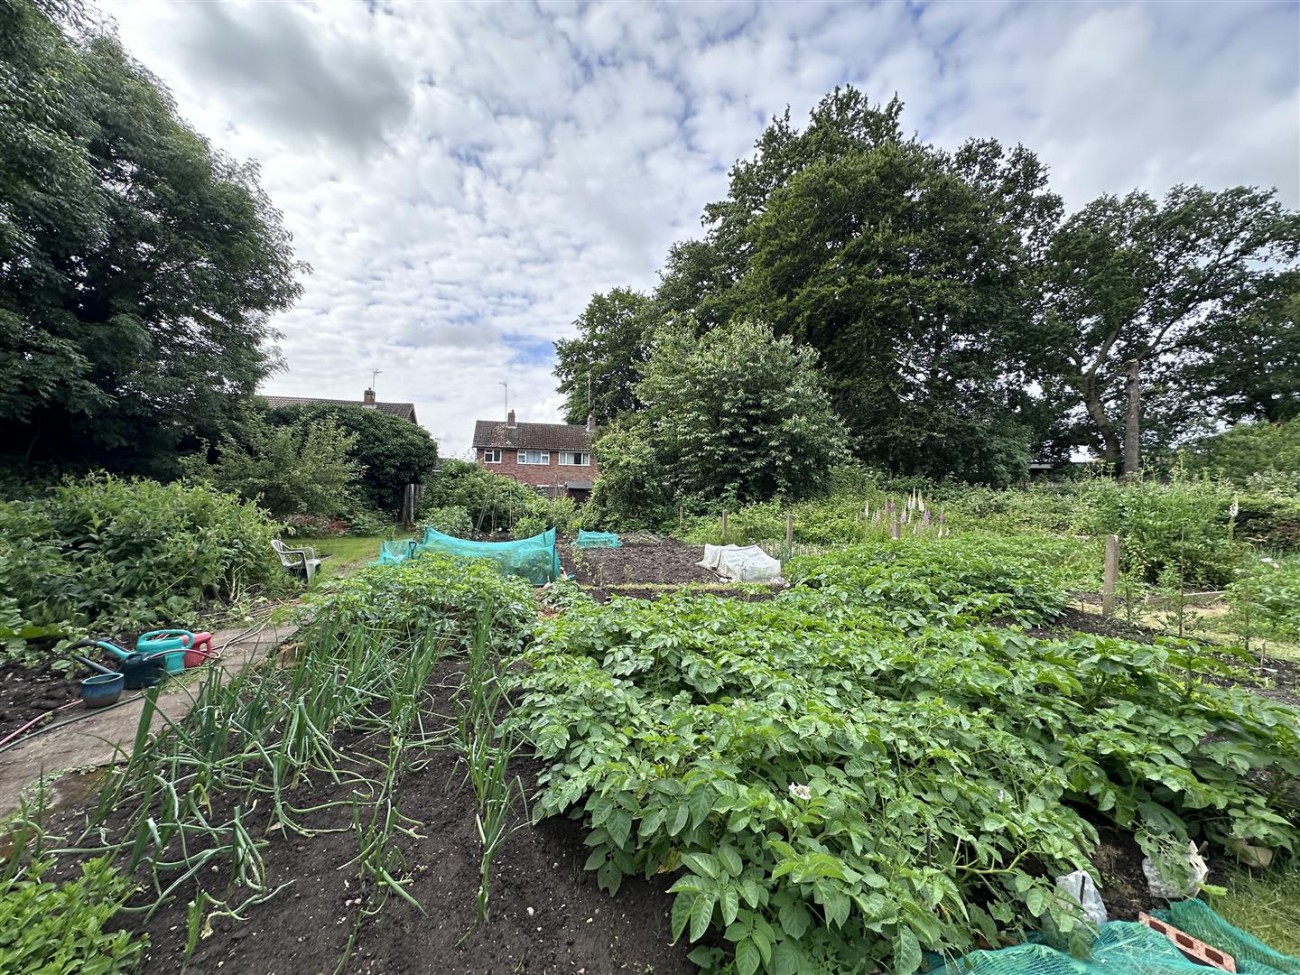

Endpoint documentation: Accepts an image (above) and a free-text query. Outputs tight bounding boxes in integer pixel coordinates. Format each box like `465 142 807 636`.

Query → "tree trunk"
1123 358 1141 477
1080 374 1121 465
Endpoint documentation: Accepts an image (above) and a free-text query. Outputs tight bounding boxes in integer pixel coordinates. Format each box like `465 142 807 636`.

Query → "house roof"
473 420 592 451
260 395 417 424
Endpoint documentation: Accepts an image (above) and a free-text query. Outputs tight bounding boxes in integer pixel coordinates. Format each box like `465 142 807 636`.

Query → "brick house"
472 410 598 500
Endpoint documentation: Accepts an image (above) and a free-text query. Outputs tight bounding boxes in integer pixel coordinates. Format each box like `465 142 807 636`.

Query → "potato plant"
509 559 1300 975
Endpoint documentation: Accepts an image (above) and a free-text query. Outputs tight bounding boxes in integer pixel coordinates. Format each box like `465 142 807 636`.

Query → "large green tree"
553 288 653 425
1039 186 1300 474
647 88 1060 484
1179 271 1300 426
637 320 847 505
0 0 304 474
738 138 1058 484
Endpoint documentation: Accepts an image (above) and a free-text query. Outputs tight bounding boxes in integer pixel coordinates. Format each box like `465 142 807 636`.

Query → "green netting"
574 529 621 548
1163 900 1299 975
933 904 1297 975
376 539 415 564
399 526 559 585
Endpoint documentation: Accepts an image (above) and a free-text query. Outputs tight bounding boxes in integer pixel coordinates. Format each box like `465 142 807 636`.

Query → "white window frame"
482 448 501 464
517 450 550 465
558 451 590 466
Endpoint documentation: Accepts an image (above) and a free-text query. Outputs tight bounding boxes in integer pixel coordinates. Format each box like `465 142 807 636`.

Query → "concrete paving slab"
0 623 297 819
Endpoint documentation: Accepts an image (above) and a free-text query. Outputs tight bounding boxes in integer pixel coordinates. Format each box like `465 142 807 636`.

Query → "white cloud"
99 0 1299 454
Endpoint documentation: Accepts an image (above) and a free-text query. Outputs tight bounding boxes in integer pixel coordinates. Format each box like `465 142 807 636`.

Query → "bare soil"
561 538 779 603
0 656 82 745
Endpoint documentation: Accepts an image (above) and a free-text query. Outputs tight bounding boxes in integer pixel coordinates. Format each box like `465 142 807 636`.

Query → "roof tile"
473 420 593 451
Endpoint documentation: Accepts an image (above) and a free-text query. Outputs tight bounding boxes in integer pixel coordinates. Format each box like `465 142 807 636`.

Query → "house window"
517 450 549 465
483 448 501 464
559 451 590 466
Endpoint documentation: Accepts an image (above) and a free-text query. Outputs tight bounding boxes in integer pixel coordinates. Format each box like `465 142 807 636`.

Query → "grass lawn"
303 535 412 581
1213 862 1300 955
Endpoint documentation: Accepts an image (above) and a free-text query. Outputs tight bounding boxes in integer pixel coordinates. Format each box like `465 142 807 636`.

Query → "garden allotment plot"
513 537 1300 975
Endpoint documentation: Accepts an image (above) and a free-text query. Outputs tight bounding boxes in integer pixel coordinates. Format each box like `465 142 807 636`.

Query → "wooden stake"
678 504 684 528
785 512 794 549
1102 534 1120 617
721 510 728 544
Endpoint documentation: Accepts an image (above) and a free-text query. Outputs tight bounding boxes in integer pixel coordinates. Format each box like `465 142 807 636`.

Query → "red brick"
1139 913 1237 972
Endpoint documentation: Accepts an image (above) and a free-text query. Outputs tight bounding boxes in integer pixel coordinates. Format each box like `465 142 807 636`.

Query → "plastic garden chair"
271 539 322 583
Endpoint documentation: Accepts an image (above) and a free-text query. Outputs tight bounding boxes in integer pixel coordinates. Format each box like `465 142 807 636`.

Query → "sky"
100 0 1300 456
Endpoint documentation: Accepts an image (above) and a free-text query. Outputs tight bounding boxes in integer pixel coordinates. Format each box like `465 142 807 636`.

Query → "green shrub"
1073 472 1241 587
512 515 547 540
343 508 395 537
0 858 145 974
1225 556 1300 647
300 552 534 652
544 496 578 535
181 411 362 518
264 402 439 515
0 475 281 653
584 426 672 530
420 505 474 537
420 460 546 532
1183 418 1300 481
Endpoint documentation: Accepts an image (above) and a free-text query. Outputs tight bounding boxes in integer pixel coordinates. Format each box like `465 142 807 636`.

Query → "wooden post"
678 504 684 528
1102 534 1120 617
721 510 728 544
785 512 794 549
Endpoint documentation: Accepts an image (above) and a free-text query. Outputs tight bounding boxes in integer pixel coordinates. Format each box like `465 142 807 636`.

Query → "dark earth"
0 655 83 746
7 539 1299 970
42 657 695 975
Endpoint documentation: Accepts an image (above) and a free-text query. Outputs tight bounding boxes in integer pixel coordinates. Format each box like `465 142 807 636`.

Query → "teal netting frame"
931 903 1297 975
575 530 621 548
1162 900 1299 975
376 539 415 564
403 526 560 584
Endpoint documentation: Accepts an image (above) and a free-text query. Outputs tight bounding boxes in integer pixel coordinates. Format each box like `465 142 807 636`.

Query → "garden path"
0 622 296 819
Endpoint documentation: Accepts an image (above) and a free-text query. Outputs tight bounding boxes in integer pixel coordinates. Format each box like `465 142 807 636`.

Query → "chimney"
363 388 376 407
506 408 516 428
586 412 595 434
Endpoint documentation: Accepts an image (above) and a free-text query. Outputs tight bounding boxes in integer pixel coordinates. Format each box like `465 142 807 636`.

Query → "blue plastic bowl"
80 672 125 708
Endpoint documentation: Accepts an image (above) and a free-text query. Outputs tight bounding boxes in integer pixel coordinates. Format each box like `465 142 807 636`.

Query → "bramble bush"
511 563 1300 975
0 475 281 654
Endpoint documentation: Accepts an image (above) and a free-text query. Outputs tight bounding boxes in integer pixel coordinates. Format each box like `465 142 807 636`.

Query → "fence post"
721 510 728 544
1102 534 1120 617
679 504 684 529
785 512 794 549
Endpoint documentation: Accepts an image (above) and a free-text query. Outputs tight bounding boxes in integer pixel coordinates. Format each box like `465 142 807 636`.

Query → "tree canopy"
558 86 1300 493
554 288 653 426
1 0 305 475
1038 185 1300 474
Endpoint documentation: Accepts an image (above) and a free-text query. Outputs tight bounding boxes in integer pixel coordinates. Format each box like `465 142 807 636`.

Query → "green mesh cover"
391 526 560 584
1162 900 1299 975
376 539 415 564
575 530 621 548
931 905 1297 975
